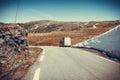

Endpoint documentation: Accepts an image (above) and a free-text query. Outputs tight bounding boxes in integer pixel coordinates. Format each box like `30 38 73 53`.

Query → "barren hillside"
28 27 112 46
19 20 120 33
1 20 120 46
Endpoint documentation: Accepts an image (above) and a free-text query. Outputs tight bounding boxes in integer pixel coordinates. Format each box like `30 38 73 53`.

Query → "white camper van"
60 37 71 47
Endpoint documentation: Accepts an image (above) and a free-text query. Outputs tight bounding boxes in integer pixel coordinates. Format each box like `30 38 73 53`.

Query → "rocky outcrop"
0 25 29 76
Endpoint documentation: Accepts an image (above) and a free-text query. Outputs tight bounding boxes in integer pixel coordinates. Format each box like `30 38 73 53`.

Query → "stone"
0 25 29 76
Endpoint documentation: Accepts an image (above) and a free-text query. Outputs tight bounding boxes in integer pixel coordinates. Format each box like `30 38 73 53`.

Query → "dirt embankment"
1 47 42 80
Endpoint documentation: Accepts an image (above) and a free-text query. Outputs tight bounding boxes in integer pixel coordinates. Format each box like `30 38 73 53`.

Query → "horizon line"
0 19 120 23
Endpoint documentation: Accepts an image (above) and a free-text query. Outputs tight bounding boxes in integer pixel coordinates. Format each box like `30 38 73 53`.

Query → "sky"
0 0 120 23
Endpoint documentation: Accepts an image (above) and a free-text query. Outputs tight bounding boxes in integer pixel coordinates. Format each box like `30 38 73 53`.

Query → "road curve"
23 46 120 80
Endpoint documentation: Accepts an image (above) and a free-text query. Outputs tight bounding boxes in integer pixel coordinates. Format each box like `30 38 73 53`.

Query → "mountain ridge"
0 20 120 33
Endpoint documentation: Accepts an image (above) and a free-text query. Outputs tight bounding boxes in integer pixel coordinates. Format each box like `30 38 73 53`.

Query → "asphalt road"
23 46 120 80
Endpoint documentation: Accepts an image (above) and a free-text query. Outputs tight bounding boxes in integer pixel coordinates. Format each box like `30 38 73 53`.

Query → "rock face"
0 25 29 75
75 25 120 60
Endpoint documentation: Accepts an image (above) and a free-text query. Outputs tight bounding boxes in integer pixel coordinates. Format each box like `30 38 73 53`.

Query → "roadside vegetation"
28 27 112 46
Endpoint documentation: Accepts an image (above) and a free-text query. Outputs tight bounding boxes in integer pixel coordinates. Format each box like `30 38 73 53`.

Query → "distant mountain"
1 20 120 33
18 20 120 33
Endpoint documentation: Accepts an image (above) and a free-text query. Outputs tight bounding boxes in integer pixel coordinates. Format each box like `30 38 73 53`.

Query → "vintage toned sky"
0 0 120 23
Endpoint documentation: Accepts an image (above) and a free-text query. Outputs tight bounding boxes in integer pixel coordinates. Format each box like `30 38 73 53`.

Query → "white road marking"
23 46 120 80
39 51 45 62
33 68 40 80
39 55 45 62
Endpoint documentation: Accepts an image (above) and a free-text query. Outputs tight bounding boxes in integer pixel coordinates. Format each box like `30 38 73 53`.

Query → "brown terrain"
1 20 120 46
0 24 42 80
28 28 112 46
25 20 120 46
0 20 120 80
18 20 120 33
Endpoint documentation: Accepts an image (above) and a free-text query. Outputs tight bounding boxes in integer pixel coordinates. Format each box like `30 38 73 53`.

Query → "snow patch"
34 24 39 29
84 22 89 25
93 25 97 28
92 23 99 28
75 25 120 60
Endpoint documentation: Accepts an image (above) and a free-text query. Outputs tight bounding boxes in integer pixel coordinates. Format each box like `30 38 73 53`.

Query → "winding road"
23 46 120 80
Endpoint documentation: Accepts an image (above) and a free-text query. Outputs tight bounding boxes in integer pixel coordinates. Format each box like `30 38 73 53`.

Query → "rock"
0 25 29 76
0 39 4 44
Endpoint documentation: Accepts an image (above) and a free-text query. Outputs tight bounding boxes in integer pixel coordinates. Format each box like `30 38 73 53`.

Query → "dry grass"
28 27 112 46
